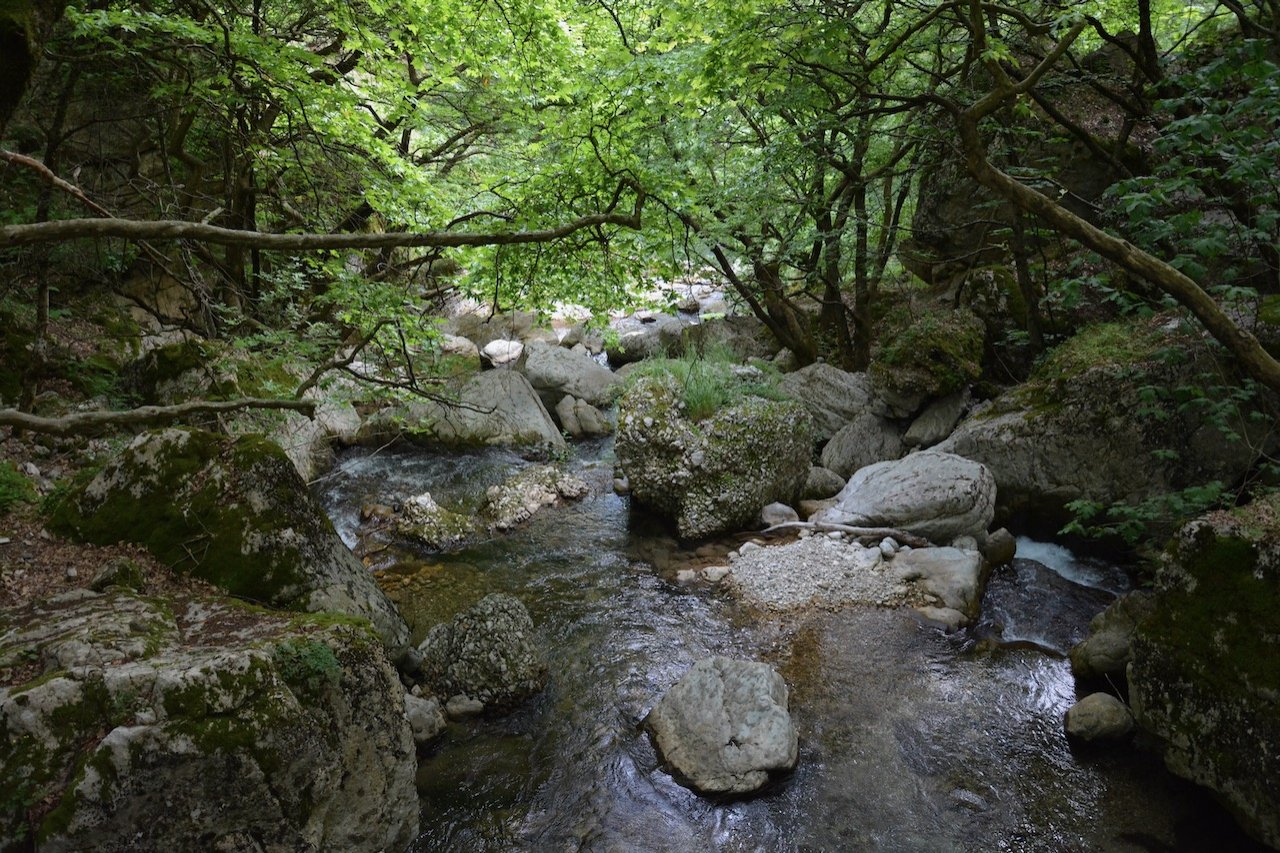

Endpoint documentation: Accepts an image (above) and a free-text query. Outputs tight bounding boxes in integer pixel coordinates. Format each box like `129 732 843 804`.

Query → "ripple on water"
317 445 1262 853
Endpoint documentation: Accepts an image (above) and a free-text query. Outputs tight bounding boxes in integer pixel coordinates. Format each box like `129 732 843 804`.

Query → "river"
316 441 1263 852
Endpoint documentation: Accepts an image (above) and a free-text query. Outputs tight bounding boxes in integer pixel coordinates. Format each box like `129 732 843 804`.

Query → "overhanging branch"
0 398 317 437
0 193 645 250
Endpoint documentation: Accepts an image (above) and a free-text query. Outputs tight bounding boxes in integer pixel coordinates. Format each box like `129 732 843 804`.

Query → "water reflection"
316 444 1263 852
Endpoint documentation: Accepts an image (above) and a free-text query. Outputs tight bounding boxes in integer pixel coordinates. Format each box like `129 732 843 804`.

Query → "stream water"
316 441 1264 853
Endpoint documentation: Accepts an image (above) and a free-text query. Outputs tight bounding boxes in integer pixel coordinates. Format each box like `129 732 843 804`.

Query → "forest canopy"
2 0 1280 398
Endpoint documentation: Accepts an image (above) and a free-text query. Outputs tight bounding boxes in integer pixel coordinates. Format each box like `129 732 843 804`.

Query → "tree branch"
0 398 317 437
0 192 645 250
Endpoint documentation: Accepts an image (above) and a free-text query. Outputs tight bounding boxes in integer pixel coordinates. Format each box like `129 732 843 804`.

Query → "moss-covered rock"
1128 496 1280 848
938 317 1275 533
417 593 547 714
616 375 812 539
870 308 984 410
47 428 409 650
0 588 417 851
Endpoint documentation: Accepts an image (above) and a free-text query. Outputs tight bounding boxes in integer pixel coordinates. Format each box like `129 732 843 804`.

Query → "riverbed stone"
1069 590 1156 682
555 395 612 438
616 375 811 539
482 464 590 531
394 492 477 550
778 363 876 442
760 502 799 527
417 593 548 714
819 410 905 478
522 339 619 408
802 466 845 500
482 338 524 367
1128 498 1280 848
404 694 447 745
47 428 410 650
644 657 798 796
814 449 996 545
1065 692 1134 742
0 589 418 851
890 546 989 625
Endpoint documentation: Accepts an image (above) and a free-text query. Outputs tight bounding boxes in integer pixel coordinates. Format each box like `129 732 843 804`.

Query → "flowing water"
317 442 1264 853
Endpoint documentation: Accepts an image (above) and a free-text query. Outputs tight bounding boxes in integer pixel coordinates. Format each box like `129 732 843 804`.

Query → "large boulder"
521 339 619 408
48 428 410 650
1128 498 1280 848
779 363 876 442
815 450 996 545
819 410 904 478
417 593 547 714
606 315 688 366
0 589 417 851
616 376 812 539
367 369 565 453
644 657 798 796
937 320 1271 530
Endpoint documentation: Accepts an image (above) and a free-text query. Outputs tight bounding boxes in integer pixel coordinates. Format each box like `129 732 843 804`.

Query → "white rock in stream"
644 657 798 796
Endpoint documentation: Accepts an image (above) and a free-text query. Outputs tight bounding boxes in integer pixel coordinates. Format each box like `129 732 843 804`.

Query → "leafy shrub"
272 638 341 693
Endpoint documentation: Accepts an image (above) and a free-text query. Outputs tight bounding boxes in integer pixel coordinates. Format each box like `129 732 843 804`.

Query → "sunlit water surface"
316 442 1262 852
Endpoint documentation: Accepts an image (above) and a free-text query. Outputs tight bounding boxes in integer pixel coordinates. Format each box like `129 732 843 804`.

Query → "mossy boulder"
938 318 1274 532
616 375 812 539
48 428 409 650
870 308 984 415
417 593 547 714
1128 496 1280 848
0 589 417 851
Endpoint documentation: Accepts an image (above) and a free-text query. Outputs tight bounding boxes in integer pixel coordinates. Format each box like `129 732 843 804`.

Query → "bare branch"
0 398 317 437
0 192 645 250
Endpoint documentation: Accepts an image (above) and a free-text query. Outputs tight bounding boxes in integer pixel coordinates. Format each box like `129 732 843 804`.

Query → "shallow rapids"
316 442 1262 852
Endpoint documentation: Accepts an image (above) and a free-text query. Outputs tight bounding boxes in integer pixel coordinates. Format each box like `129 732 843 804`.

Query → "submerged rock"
814 449 996 545
417 593 548 714
1129 498 1280 848
616 375 811 539
0 589 418 851
644 657 798 796
48 428 409 650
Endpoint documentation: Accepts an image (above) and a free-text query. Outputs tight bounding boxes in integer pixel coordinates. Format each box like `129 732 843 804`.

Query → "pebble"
703 566 730 583
66 567 78 579
827 531 843 541
739 541 763 556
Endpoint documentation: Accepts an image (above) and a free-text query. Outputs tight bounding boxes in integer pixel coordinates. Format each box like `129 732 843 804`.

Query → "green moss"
48 429 320 606
1032 321 1165 384
0 459 36 515
870 308 985 397
1143 501 1280 695
1259 295 1280 327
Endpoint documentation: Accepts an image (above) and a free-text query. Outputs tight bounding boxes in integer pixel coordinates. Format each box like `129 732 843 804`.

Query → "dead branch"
0 398 317 437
